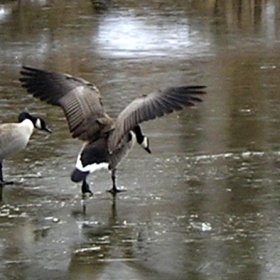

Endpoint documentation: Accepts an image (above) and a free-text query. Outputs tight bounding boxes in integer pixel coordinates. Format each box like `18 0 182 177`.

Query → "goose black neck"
133 125 145 144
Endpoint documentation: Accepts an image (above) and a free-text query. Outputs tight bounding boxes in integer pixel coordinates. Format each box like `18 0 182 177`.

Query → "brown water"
1 0 280 279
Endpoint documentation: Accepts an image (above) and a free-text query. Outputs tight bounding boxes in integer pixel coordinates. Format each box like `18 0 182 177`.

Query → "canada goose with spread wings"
20 66 206 195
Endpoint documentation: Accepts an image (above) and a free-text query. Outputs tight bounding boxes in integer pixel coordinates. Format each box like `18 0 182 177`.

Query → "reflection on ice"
190 151 266 162
263 2 277 41
95 15 210 58
0 6 11 22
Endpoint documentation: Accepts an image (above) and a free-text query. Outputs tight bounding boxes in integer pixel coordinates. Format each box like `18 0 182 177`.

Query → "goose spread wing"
108 86 206 152
20 66 107 140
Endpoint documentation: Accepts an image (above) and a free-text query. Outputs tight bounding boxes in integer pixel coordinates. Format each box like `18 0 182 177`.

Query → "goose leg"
107 168 125 195
80 179 93 214
81 179 93 196
0 162 4 183
0 162 13 185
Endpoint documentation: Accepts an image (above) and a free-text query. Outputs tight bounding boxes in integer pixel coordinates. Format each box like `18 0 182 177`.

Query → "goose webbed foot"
81 180 93 198
107 169 126 195
107 185 126 196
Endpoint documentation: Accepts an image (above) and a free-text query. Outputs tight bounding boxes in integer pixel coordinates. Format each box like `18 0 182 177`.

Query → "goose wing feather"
20 66 109 140
108 86 206 152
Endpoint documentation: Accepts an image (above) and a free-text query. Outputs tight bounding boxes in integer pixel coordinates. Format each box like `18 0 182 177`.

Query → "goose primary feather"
20 66 206 195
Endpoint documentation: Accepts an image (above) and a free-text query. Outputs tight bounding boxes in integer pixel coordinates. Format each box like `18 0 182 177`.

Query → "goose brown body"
20 66 206 194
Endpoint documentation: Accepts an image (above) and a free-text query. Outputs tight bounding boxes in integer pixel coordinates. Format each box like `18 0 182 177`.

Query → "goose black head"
140 135 151 154
133 125 151 154
18 112 52 133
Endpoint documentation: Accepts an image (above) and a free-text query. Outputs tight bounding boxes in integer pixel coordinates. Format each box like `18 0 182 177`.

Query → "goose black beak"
145 147 151 154
44 126 52 133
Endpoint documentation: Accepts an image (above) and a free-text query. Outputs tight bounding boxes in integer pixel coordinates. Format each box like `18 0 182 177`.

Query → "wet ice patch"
45 216 60 223
0 204 26 219
74 246 101 257
260 65 277 70
190 222 212 232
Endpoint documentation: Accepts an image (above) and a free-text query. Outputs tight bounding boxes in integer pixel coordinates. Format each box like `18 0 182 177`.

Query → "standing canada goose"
0 112 51 184
19 66 206 195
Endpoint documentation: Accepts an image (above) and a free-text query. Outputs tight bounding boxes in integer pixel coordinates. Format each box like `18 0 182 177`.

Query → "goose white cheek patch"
141 137 149 149
75 156 109 173
35 118 42 129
